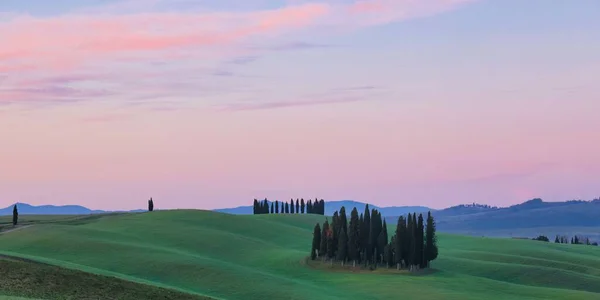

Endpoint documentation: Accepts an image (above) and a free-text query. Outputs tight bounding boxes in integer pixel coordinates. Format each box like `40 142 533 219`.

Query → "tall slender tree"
275 201 279 214
425 211 438 267
148 198 154 212
326 225 335 260
348 207 360 267
320 219 329 261
311 223 321 259
384 243 393 268
337 227 348 265
377 219 388 264
12 204 18 226
301 199 305 213
361 205 371 264
331 211 340 255
395 216 405 269
406 213 414 269
411 213 418 270
290 199 295 214
285 202 290 214
417 213 425 268
296 199 300 214
307 200 312 214
253 199 258 214
270 203 274 214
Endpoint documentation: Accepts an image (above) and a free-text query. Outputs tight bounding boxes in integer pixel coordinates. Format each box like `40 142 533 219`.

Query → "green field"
0 210 599 299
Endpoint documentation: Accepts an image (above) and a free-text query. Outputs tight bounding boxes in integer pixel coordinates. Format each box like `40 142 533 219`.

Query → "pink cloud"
0 1 472 75
0 4 329 73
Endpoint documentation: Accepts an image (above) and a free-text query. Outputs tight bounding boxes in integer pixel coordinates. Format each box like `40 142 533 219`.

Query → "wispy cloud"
219 96 369 112
0 0 474 107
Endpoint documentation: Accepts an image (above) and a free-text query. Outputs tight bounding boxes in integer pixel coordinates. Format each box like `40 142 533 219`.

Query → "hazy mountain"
435 199 600 231
214 205 255 215
382 198 600 239
0 203 144 215
214 200 432 217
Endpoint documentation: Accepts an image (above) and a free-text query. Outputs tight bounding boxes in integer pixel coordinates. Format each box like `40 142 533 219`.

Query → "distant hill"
0 203 144 215
381 198 600 239
214 204 255 215
435 198 600 231
214 200 432 217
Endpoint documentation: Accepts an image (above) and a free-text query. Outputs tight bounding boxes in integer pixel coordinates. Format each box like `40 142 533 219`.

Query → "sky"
1 0 599 211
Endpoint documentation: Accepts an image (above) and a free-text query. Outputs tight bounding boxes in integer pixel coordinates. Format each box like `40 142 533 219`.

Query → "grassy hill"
0 210 599 299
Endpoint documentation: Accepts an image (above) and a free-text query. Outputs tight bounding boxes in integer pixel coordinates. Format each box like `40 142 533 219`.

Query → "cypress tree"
406 213 414 269
12 204 18 226
555 235 560 243
412 213 418 270
425 211 438 267
362 205 371 264
263 199 269 214
148 198 154 212
290 199 295 214
417 213 425 268
339 207 348 236
395 216 405 269
337 227 348 265
253 199 258 214
301 199 305 213
285 202 290 214
320 220 329 260
296 199 300 214
320 199 325 215
377 219 388 264
359 213 364 263
326 226 335 260
327 226 336 263
368 209 376 263
275 201 279 214
331 212 340 255
307 200 312 214
348 207 360 267
384 243 393 268
312 223 321 260
270 203 274 214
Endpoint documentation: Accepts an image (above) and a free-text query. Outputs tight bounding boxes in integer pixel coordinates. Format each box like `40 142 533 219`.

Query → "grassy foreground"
0 255 209 300
0 210 598 299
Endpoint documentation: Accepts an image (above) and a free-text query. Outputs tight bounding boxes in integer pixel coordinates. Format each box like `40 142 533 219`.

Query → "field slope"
0 210 598 299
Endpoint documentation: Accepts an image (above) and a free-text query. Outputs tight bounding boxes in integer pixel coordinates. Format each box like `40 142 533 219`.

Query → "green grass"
0 210 598 299
0 255 210 300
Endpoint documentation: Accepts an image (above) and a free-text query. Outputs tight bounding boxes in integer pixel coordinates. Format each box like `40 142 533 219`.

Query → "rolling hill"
0 210 598 299
0 203 144 216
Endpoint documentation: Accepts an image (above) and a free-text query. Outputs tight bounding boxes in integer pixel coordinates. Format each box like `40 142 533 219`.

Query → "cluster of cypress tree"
532 235 550 242
311 205 438 271
555 235 598 246
253 198 325 215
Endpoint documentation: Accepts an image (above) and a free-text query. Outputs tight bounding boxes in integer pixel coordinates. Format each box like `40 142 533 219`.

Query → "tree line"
253 198 325 215
310 205 438 271
554 235 599 246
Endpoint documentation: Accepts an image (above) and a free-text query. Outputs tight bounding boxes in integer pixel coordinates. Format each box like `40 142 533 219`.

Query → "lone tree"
12 204 18 226
148 198 154 212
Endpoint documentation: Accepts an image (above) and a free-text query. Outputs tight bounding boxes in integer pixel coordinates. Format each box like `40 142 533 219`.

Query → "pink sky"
1 0 599 210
